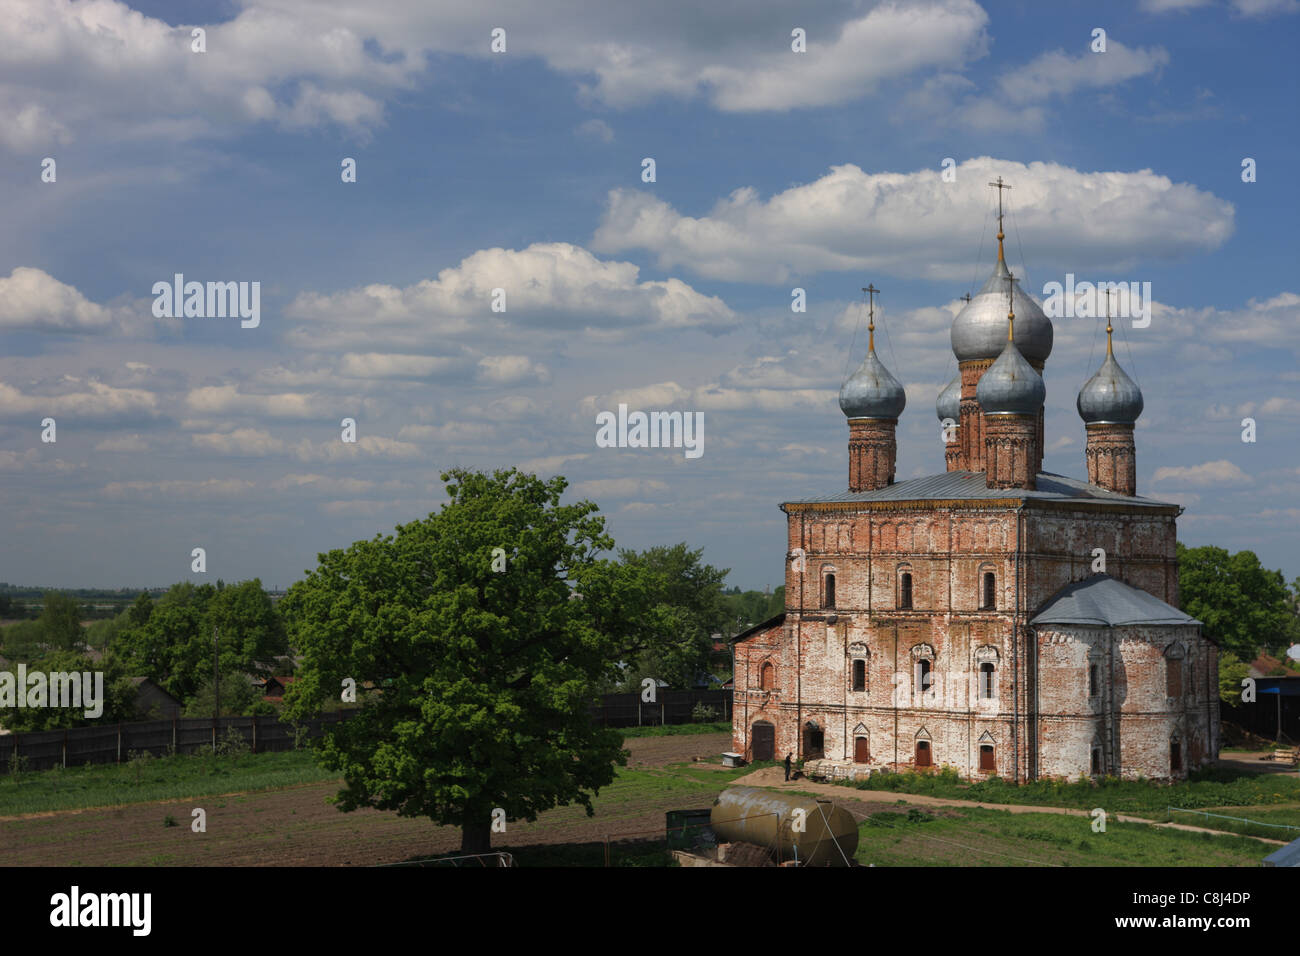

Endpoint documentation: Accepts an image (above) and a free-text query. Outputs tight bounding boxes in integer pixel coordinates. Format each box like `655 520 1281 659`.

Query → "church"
731 195 1219 783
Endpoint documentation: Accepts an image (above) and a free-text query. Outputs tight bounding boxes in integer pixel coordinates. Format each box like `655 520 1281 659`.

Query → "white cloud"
1151 459 1252 486
191 428 285 456
0 379 158 420
0 268 115 331
286 242 737 349
570 478 669 498
185 384 321 419
997 42 1170 104
575 118 614 143
477 355 550 385
0 0 992 153
591 158 1234 283
94 434 149 453
101 478 255 500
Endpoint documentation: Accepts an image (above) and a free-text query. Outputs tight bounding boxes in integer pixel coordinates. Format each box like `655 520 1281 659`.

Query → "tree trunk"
461 820 492 855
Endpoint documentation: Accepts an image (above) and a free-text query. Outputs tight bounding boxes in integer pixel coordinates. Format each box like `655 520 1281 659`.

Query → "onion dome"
840 289 906 420
951 241 1053 364
976 288 1045 416
1077 323 1143 425
840 346 906 420
936 373 961 422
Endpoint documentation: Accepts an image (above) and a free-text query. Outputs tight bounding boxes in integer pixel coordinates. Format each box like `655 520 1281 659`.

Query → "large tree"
612 543 730 690
1178 544 1298 660
280 468 673 854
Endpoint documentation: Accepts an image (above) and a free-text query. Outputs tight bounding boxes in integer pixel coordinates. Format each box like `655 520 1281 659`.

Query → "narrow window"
823 573 836 609
979 744 995 772
979 662 995 700
1166 658 1182 697
915 659 932 696
1091 748 1102 775
1170 739 1182 773
852 658 866 692
1088 663 1099 698
982 572 996 610
760 661 774 691
899 572 913 610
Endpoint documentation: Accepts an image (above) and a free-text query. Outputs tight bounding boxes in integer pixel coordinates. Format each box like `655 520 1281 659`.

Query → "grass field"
835 764 1300 816
852 803 1268 867
0 749 337 816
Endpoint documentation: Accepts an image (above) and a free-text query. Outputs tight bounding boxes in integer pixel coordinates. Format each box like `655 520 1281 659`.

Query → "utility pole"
213 625 220 751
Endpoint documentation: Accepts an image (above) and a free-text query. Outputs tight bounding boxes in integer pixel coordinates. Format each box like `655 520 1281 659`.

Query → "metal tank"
709 786 859 866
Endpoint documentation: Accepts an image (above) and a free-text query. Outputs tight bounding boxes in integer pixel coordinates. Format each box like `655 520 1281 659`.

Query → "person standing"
784 752 792 781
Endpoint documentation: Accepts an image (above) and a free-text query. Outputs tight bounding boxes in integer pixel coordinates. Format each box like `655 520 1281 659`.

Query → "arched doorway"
751 721 775 762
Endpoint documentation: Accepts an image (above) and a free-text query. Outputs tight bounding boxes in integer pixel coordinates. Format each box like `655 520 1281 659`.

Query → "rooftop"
783 470 1179 510
1030 574 1200 628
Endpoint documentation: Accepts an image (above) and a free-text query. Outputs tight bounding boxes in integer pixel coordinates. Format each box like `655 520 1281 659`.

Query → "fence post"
252 714 257 754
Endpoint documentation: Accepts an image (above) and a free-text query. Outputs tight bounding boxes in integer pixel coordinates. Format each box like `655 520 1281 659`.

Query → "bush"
691 702 720 723
215 727 250 760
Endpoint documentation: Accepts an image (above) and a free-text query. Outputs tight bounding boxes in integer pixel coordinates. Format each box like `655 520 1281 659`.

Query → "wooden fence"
1 689 736 773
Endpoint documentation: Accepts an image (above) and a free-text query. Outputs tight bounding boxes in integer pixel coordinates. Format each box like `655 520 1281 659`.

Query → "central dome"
951 256 1053 364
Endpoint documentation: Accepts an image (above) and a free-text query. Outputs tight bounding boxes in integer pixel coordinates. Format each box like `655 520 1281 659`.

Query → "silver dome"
840 347 906 420
976 336 1045 416
951 256 1054 364
936 373 961 422
1077 347 1143 425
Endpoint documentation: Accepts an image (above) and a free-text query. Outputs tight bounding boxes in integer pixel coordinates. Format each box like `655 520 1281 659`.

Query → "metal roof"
1030 574 1200 628
1264 836 1300 867
784 471 1179 508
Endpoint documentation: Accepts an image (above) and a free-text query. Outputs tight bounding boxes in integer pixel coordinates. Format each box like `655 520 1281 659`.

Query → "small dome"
951 256 1053 364
1077 348 1143 425
840 348 906 420
936 373 961 422
977 336 1045 416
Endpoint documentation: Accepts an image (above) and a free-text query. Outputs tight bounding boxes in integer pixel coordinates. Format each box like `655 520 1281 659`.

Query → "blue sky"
1 0 1297 591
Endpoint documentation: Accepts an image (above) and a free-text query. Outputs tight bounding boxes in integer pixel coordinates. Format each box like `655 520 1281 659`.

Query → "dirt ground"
0 732 738 866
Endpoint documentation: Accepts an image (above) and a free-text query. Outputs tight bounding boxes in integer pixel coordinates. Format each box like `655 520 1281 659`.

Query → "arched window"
852 658 866 692
823 572 836 609
1170 737 1183 773
1088 662 1099 698
982 571 996 610
760 661 774 691
979 662 996 700
1090 741 1103 776
915 659 931 697
899 572 913 610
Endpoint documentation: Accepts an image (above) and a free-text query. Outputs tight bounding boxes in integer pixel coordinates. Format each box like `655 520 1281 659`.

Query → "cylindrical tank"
710 786 858 866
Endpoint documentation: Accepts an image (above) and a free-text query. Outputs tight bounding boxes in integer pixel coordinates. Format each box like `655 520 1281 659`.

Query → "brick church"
731 198 1219 783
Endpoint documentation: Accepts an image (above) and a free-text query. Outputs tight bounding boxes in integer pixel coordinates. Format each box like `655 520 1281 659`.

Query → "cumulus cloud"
0 0 991 153
286 242 737 348
1151 459 1252 486
185 384 324 419
0 379 158 420
591 158 1234 283
0 268 116 331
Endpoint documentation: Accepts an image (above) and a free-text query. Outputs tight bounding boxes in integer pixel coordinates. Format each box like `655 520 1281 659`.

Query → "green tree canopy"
111 579 287 702
280 467 675 853
612 543 730 690
1177 544 1297 659
37 591 84 651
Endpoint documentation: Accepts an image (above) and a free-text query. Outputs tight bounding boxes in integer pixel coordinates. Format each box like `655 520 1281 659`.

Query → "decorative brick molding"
847 418 897 492
982 413 1038 489
1085 422 1137 496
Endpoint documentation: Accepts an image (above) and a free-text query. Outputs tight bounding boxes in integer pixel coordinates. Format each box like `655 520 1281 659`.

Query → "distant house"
129 677 182 720
263 676 298 701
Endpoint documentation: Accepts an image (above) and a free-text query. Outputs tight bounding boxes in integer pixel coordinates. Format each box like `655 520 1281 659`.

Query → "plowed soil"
0 732 737 866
